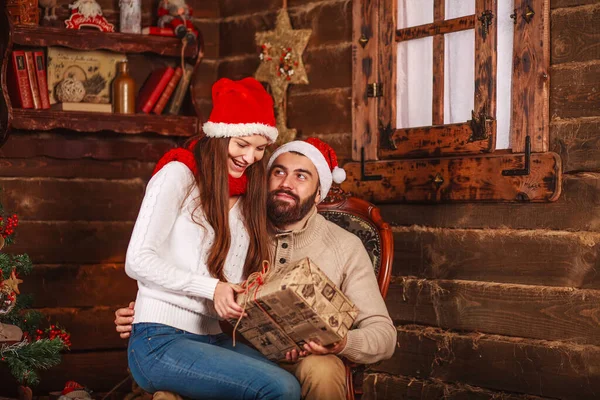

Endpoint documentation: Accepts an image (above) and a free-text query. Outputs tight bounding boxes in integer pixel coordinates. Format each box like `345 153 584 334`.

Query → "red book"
152 67 183 115
137 67 175 114
142 27 176 37
33 51 51 109
24 51 42 109
7 51 33 109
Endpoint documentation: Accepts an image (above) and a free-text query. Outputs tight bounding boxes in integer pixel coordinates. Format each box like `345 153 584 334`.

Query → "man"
115 138 396 400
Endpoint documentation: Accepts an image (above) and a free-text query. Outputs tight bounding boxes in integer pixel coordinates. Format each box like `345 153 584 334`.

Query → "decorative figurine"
65 0 115 32
157 0 198 42
39 0 57 21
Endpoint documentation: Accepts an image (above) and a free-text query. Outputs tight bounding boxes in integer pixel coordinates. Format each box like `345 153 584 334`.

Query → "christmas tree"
0 195 70 388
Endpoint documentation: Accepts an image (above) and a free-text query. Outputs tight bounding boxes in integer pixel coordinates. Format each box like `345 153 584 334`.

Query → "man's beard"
267 188 317 228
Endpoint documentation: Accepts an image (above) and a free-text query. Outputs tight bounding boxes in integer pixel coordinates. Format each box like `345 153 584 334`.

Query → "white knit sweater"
125 162 249 335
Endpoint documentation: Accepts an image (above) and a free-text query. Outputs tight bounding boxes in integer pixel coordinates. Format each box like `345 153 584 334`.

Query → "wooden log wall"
1 0 598 398
368 1 600 399
0 0 219 396
217 1 600 398
218 0 354 157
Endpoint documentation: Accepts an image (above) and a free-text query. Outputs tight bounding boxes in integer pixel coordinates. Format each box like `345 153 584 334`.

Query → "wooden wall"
0 0 219 395
0 0 598 398
367 0 600 398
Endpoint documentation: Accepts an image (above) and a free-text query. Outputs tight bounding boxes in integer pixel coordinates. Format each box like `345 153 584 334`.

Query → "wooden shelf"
0 7 205 145
11 109 198 137
12 25 198 58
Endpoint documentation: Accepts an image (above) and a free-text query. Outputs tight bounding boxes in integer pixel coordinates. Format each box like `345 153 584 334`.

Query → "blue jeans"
128 323 301 400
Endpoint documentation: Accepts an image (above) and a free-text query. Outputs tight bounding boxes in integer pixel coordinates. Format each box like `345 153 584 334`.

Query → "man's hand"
214 282 246 320
303 336 347 355
114 301 135 339
285 348 308 362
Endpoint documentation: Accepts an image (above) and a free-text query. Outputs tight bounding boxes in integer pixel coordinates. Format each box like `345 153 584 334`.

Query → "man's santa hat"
267 137 346 200
202 77 278 143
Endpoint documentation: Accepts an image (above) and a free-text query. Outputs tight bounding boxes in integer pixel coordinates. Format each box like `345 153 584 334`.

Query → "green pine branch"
1 338 66 386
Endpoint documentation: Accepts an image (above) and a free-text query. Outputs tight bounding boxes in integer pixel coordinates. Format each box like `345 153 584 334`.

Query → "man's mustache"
269 189 300 203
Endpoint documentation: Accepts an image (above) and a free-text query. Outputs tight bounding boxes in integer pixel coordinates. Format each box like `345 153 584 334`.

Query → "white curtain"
397 0 433 129
396 0 514 150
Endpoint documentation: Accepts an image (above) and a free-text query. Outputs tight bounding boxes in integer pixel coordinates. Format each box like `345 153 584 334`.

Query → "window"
346 0 559 203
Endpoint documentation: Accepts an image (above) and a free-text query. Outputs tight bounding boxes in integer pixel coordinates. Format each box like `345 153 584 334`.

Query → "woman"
125 77 301 400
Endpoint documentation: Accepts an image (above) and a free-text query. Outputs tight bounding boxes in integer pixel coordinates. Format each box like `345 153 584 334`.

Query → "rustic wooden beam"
551 3 600 65
474 0 497 123
38 307 130 351
0 133 177 161
396 15 476 42
11 109 199 137
392 226 600 289
369 326 600 400
24 264 136 308
9 221 133 264
550 61 600 119
551 117 600 172
551 0 597 8
387 279 600 345
351 0 378 161
511 0 550 152
379 121 496 159
12 25 198 58
375 0 397 162
0 178 144 221
378 173 600 231
0 157 156 179
341 151 561 203
432 0 445 126
363 373 553 400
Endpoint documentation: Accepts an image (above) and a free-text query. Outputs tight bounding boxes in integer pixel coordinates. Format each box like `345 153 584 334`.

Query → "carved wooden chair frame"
318 186 394 400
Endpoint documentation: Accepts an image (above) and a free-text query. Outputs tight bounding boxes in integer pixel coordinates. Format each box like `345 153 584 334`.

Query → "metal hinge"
478 10 494 41
367 82 383 98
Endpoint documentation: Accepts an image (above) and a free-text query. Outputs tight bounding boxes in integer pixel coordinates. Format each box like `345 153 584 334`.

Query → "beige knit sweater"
270 208 397 364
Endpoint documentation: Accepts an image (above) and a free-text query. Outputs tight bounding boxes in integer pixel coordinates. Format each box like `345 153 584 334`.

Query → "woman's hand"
213 282 245 319
114 301 135 339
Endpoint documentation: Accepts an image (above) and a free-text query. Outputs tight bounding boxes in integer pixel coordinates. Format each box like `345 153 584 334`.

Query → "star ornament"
3 270 23 295
255 9 311 145
255 9 311 97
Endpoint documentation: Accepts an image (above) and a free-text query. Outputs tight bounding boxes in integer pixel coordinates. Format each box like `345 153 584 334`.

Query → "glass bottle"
112 61 135 114
119 0 142 34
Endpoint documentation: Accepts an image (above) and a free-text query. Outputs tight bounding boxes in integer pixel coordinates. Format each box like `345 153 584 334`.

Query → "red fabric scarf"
152 147 248 196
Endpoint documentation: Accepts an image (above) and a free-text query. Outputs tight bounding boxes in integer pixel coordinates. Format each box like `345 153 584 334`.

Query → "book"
152 66 183 115
55 102 113 113
167 64 194 115
137 66 175 114
7 50 33 109
142 26 176 37
24 51 42 109
33 50 51 109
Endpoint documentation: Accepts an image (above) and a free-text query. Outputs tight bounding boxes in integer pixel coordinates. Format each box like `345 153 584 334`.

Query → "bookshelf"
0 7 205 147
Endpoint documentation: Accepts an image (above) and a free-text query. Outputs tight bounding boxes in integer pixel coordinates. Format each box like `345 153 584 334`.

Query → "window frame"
352 0 550 161
347 0 558 203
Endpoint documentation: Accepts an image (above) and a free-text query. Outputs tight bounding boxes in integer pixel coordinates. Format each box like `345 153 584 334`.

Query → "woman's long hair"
191 135 271 281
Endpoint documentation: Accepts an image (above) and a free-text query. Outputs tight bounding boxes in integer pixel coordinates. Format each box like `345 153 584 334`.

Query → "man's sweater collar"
274 207 325 249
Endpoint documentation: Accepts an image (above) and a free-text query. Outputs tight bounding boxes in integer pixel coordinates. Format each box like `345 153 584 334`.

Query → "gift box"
233 257 358 361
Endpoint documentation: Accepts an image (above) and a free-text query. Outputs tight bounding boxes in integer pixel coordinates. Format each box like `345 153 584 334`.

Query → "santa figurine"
157 0 198 42
69 0 102 18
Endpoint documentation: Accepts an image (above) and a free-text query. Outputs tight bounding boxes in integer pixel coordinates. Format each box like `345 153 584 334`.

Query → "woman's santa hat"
202 77 278 143
267 137 346 200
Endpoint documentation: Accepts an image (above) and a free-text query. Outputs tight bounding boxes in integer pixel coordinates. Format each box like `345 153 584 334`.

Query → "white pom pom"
332 166 346 184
